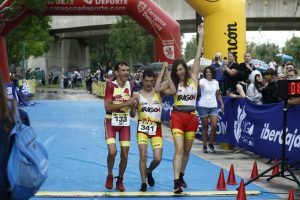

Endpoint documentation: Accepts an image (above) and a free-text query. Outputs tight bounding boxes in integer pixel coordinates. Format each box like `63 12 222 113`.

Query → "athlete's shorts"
198 106 218 118
170 110 199 140
104 118 130 147
137 124 162 149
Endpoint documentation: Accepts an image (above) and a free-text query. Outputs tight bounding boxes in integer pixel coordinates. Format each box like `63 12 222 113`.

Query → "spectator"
287 69 299 79
239 53 255 82
0 74 30 199
260 68 280 104
198 66 224 153
223 52 240 94
228 72 248 99
246 70 263 105
47 72 53 87
211 52 226 95
0 74 14 199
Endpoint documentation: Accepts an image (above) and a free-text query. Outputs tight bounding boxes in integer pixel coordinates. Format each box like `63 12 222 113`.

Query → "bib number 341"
138 121 157 135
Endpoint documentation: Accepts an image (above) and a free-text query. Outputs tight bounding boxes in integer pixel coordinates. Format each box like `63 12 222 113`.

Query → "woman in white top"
198 66 224 153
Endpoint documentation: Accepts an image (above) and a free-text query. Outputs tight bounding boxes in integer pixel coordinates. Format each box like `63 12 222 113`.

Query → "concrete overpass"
37 0 300 75
50 0 300 39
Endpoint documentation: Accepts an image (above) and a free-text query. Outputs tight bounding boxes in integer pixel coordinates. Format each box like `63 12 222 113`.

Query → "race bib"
138 121 157 135
111 112 130 126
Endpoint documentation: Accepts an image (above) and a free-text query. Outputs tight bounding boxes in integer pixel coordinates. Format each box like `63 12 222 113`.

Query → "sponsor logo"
83 0 92 4
216 108 227 135
226 22 238 60
233 106 254 145
177 95 196 101
141 107 161 113
260 123 300 151
83 0 128 5
163 45 174 60
137 1 147 13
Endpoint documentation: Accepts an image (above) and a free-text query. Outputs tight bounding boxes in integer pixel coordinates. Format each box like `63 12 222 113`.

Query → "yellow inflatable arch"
185 0 246 63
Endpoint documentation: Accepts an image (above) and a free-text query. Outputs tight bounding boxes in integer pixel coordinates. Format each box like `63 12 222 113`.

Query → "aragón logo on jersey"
140 107 161 113
177 95 196 101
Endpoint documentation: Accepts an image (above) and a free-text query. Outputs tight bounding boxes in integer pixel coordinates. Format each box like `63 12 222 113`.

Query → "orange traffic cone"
227 164 237 185
250 161 259 180
272 159 279 176
288 188 295 200
236 179 246 200
216 169 227 190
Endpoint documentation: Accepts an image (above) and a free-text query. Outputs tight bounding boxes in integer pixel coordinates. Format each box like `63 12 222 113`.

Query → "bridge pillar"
45 38 89 74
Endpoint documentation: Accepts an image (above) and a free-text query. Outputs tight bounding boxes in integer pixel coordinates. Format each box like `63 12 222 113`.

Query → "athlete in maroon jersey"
104 61 137 192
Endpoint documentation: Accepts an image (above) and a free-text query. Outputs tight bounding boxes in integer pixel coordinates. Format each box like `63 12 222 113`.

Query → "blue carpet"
25 100 279 199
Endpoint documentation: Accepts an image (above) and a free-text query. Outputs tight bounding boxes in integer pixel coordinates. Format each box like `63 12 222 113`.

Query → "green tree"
109 16 154 67
6 16 53 66
1 0 54 66
184 35 197 62
284 36 300 68
247 42 280 63
89 37 116 72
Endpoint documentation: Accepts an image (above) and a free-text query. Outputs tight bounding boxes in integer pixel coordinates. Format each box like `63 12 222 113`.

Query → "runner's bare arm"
130 92 139 118
191 25 204 82
105 98 136 113
155 62 168 93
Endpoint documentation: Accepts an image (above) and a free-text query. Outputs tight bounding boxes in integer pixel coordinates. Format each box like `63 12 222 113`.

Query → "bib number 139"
111 113 130 126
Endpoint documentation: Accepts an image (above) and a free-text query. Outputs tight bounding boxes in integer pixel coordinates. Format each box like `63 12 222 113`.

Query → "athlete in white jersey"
159 25 204 193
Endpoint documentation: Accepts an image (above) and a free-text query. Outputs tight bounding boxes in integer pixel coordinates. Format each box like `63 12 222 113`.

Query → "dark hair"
171 59 190 90
142 68 155 79
228 52 237 61
263 68 276 76
254 74 263 91
114 61 129 71
0 74 15 133
203 66 216 79
236 71 247 82
288 69 298 75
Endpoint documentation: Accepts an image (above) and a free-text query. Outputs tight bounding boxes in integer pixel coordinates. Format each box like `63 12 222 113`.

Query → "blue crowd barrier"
161 95 300 164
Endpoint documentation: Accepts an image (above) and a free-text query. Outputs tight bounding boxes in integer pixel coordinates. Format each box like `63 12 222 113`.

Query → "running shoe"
105 174 113 190
174 179 183 194
147 168 155 187
179 172 187 188
202 145 208 153
140 183 147 192
208 144 216 153
116 177 125 192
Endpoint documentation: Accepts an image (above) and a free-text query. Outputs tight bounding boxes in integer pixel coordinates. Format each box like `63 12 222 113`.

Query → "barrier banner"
6 82 17 100
215 98 300 164
160 96 300 164
161 95 174 122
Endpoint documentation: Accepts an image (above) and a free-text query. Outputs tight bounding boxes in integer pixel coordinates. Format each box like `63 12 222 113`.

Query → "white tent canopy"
187 58 212 67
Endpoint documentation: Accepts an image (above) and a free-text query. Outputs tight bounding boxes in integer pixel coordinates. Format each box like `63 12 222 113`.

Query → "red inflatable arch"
0 0 181 83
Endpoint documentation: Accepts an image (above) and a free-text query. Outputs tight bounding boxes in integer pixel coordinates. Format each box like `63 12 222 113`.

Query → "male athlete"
104 61 137 192
133 63 173 191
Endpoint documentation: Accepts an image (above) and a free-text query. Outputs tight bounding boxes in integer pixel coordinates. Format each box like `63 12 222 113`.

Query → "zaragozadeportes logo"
83 0 128 5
